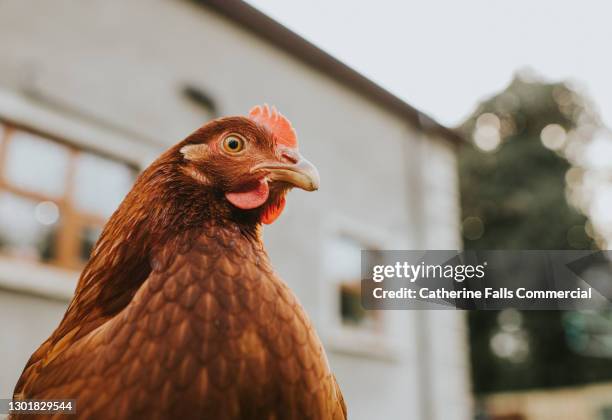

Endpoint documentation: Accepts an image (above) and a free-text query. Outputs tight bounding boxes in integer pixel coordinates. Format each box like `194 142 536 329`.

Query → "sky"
247 0 612 130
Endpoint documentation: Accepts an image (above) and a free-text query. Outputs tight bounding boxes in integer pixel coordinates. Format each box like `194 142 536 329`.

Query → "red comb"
248 104 298 149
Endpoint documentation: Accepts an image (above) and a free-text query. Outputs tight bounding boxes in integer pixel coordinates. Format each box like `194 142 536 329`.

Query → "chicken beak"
254 155 320 191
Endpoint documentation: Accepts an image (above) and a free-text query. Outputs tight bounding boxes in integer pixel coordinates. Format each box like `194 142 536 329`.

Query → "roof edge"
193 0 463 145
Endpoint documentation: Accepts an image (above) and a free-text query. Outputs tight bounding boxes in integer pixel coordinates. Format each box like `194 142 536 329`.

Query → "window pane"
339 280 380 330
0 192 60 262
73 153 134 218
79 225 102 263
329 235 381 330
340 282 366 325
4 130 71 198
328 235 362 280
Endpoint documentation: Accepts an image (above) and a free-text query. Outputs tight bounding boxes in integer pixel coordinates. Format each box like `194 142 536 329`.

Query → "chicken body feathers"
13 222 346 419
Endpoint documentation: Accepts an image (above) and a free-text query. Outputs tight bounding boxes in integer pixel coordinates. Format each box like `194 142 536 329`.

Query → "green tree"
459 75 611 394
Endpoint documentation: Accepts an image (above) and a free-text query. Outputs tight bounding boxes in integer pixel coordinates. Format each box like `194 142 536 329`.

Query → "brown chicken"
12 105 347 420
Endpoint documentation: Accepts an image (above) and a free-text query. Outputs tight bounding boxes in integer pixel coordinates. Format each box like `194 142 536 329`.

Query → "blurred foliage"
459 76 593 250
459 76 612 394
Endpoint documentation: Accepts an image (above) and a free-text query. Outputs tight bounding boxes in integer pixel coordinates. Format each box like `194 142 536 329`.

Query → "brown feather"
11 114 346 420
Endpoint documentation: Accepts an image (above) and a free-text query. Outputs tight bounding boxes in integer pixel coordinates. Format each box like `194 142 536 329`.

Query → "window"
321 218 408 359
328 235 383 333
0 122 136 269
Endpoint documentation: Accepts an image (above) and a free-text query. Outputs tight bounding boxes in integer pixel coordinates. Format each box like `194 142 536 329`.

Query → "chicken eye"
222 135 245 154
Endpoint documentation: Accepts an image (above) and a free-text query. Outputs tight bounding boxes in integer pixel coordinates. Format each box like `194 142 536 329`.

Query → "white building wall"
419 135 473 420
0 289 68 398
0 1 472 418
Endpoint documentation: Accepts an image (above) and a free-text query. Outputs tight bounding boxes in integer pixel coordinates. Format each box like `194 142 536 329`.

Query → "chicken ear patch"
249 104 298 149
180 143 210 161
225 178 270 210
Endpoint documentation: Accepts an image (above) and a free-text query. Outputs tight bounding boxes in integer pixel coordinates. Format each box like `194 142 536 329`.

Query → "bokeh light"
540 123 567 150
34 201 60 226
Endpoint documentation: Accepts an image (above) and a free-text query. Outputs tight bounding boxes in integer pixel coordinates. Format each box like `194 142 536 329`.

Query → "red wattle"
261 195 286 225
225 179 269 210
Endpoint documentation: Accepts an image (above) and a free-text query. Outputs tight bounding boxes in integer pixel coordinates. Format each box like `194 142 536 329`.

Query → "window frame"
0 91 160 300
0 122 139 269
319 213 406 361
